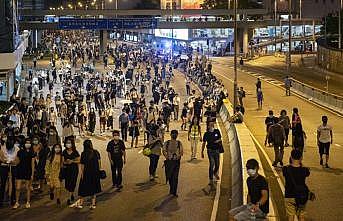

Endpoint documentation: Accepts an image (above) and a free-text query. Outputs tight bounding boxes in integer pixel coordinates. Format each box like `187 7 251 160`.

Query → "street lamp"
287 0 292 76
233 0 238 109
274 0 277 52
339 0 342 49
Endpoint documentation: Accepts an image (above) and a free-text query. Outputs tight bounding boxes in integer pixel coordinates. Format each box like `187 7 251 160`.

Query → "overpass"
19 9 321 56
19 19 321 30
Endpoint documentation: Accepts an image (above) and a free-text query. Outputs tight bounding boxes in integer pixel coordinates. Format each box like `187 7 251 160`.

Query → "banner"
58 18 158 30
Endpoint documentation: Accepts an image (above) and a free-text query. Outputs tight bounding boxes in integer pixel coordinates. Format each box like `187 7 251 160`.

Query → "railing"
291 77 343 114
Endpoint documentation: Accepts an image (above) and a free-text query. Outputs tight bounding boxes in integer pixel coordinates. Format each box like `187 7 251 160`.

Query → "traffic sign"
58 18 158 30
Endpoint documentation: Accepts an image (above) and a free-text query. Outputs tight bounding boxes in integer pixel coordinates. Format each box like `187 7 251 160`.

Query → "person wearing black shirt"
13 139 35 209
283 149 310 221
107 130 126 190
201 121 222 186
229 159 269 220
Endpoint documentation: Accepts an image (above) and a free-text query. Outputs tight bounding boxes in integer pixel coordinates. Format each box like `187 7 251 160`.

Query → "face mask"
66 143 72 148
33 140 39 145
25 144 31 148
247 169 257 177
7 124 12 128
55 148 61 153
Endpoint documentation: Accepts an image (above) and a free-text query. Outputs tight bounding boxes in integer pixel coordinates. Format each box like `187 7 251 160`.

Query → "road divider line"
210 121 224 221
213 70 234 83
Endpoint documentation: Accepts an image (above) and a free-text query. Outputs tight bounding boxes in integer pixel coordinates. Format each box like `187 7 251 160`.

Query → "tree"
321 11 343 35
135 0 160 9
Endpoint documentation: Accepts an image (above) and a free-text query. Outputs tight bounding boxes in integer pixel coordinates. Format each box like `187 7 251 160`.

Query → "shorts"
318 142 330 155
229 203 266 221
285 198 306 217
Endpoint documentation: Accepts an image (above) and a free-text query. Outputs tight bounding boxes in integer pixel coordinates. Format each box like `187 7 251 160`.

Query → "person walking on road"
119 110 129 142
283 149 311 221
188 116 202 160
45 143 63 205
173 94 180 120
317 116 333 168
285 76 292 96
268 118 286 167
237 87 246 107
107 130 126 190
293 123 306 154
201 120 222 186
74 139 102 209
229 159 269 221
256 78 262 95
257 88 263 110
62 138 80 206
279 110 291 147
163 130 183 197
13 138 35 209
264 110 278 146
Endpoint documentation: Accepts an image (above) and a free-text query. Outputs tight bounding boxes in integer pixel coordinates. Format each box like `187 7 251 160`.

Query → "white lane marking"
248 130 285 192
335 144 342 147
210 120 224 221
212 70 234 83
248 130 291 220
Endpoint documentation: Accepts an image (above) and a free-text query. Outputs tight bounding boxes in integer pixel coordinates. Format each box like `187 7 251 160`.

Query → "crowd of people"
0 30 231 211
0 29 331 221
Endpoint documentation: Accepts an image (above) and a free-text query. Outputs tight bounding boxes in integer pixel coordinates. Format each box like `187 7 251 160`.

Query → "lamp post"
339 0 342 49
233 0 238 109
287 0 292 76
274 0 277 52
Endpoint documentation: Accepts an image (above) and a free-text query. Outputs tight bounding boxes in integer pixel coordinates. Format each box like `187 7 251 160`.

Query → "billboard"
155 29 189 40
181 0 204 9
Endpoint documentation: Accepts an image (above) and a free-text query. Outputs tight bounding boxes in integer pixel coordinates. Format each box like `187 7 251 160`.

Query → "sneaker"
12 202 20 209
154 174 159 178
325 163 330 168
117 185 123 190
272 162 277 167
320 159 323 165
25 202 31 209
149 175 154 181
90 204 96 209
214 174 220 181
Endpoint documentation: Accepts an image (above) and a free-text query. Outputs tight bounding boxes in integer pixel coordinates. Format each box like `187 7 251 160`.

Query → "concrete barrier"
219 99 277 220
290 77 343 114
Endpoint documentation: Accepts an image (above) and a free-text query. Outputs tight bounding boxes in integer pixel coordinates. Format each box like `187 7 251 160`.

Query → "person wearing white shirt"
173 94 181 120
317 115 333 168
0 135 20 206
9 109 21 129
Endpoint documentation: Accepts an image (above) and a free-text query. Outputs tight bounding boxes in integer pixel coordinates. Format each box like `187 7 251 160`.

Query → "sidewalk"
212 61 343 221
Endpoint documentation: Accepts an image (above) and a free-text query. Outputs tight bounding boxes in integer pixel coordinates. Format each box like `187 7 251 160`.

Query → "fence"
291 77 343 114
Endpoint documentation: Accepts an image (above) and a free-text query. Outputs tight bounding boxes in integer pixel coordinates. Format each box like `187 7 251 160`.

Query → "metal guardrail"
290 77 343 114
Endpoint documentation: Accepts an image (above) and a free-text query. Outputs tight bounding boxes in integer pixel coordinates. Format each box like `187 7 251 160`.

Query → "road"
0 60 232 221
212 55 343 96
211 59 343 221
